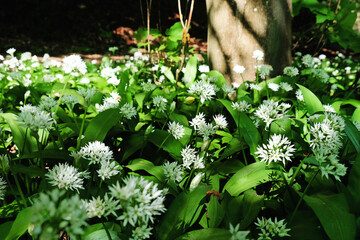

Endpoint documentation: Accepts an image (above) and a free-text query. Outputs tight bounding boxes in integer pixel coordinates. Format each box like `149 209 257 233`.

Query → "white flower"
232 101 251 112
268 83 279 91
198 122 216 140
252 50 264 61
254 99 290 130
62 55 87 75
163 162 184 182
97 160 121 180
256 64 273 79
45 163 85 192
283 66 299 77
198 64 210 73
189 112 206 130
79 77 90 84
79 141 114 164
249 83 262 91
279 82 293 92
233 65 245 74
131 225 153 240
232 82 240 89
222 84 235 95
120 103 137 119
295 89 304 101
181 145 197 169
168 121 185 140
190 172 204 191
188 81 216 103
193 155 205 169
302 54 313 67
153 96 168 113
0 177 6 200
61 95 78 106
319 54 326 60
97 92 121 112
77 88 96 106
323 104 336 113
255 134 296 165
141 80 156 92
83 194 119 218
39 96 58 113
345 66 351 74
353 121 360 132
213 114 228 129
6 48 16 56
18 105 55 132
255 217 291 238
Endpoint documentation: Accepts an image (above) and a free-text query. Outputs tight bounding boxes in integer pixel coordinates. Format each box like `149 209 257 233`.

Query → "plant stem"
289 161 304 186
157 134 170 152
21 128 28 154
76 108 88 150
5 174 22 209
289 169 319 223
13 174 28 208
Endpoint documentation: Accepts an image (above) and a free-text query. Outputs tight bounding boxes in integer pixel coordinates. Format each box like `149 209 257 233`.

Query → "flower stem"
5 174 22 209
101 218 112 240
76 108 88 150
289 169 319 223
289 161 304 186
13 174 28 208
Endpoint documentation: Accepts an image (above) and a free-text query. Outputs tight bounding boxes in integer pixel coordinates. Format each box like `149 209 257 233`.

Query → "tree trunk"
206 0 292 83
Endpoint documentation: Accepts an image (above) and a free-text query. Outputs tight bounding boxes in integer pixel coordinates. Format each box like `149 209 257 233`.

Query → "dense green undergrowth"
0 26 360 240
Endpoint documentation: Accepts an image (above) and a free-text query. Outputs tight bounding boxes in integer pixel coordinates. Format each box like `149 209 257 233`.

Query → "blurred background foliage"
0 0 359 56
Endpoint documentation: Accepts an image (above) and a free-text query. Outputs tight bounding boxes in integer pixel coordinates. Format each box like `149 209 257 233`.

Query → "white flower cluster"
168 121 185 139
0 177 6 200
188 81 216 103
153 96 168 113
101 67 121 86
308 113 347 180
256 64 273 79
254 99 290 130
82 194 119 218
255 134 296 166
232 100 251 112
18 104 55 132
163 161 184 182
283 66 299 77
141 80 156 92
62 55 87 75
222 83 235 95
45 163 86 192
181 145 205 169
189 112 222 140
96 92 121 112
38 96 58 113
255 217 291 239
109 176 166 239
76 141 121 180
120 103 137 120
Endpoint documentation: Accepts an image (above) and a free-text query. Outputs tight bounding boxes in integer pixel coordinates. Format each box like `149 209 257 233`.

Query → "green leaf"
82 108 121 145
117 70 130 97
5 207 33 240
10 164 45 178
223 162 272 196
83 229 122 240
148 130 182 161
184 55 198 87
239 190 264 228
126 158 165 181
297 84 324 115
344 118 360 153
156 184 211 240
1 113 37 154
0 222 13 240
175 228 231 240
206 195 225 228
351 108 360 122
303 192 356 240
347 154 360 214
133 28 148 41
217 99 260 154
121 133 145 161
166 22 183 41
163 68 176 84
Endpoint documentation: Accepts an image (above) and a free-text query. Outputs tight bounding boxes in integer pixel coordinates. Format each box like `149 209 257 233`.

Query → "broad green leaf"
289 210 327 240
218 99 260 154
5 207 33 240
165 22 183 41
133 28 148 41
344 119 360 153
148 129 182 161
347 154 360 214
0 222 13 240
223 162 272 196
297 84 324 115
206 195 225 228
1 113 37 154
83 229 122 240
126 158 165 181
239 190 264 228
117 70 130 97
184 55 198 87
82 222 122 239
163 68 176 84
351 108 360 122
156 184 211 240
121 133 145 161
10 164 45 178
82 108 121 145
175 228 231 240
303 192 356 240
14 149 71 161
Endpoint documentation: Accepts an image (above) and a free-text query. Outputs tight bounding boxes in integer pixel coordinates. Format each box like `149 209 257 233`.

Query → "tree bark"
206 0 292 83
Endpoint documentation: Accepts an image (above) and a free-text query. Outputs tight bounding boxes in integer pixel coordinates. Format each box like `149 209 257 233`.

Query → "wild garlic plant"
0 45 359 240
